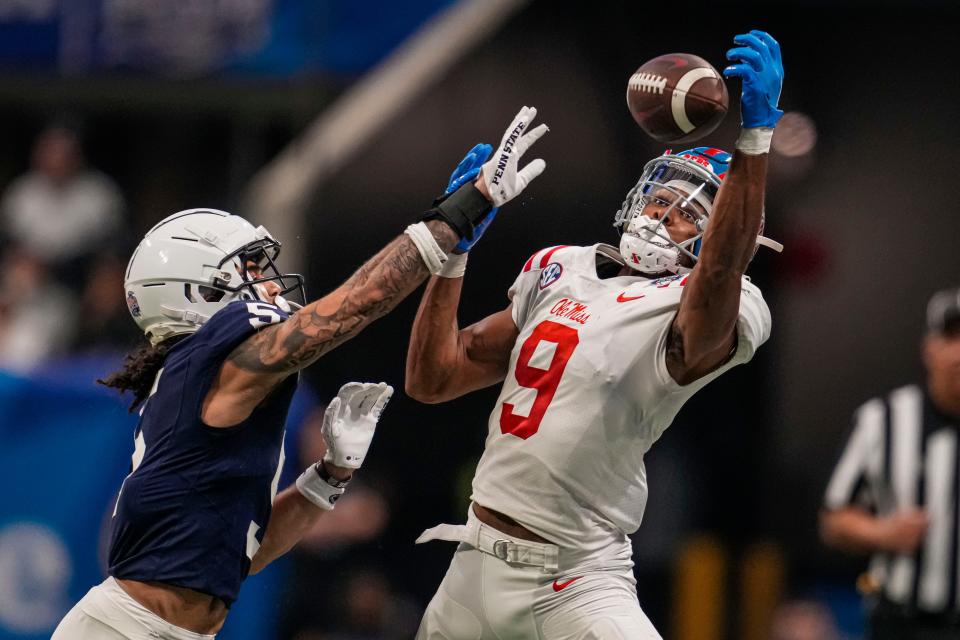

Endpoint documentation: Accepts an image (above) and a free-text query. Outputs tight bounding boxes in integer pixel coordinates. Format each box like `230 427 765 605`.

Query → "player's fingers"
516 158 546 191
750 30 782 66
475 143 494 165
348 382 376 416
371 384 394 417
450 150 476 183
338 381 362 395
357 383 383 414
515 106 536 132
733 33 772 66
457 153 477 177
337 382 363 417
466 142 488 159
500 106 530 146
338 382 362 402
323 397 342 429
517 107 538 140
723 64 759 84
449 167 482 193
324 397 341 417
516 123 549 157
726 46 763 72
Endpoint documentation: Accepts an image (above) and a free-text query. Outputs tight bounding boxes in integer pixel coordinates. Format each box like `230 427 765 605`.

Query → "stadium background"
0 1 958 638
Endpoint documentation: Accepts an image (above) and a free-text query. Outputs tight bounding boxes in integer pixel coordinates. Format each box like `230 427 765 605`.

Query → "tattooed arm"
202 221 458 427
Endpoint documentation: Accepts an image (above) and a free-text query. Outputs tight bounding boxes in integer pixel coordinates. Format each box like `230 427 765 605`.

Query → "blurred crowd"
0 120 140 371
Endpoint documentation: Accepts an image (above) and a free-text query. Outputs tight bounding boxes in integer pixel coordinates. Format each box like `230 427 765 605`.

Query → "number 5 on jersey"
246 302 283 329
500 320 579 440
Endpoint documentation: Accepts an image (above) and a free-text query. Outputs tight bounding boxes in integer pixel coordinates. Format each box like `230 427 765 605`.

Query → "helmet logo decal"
539 263 563 289
126 291 142 318
679 153 713 171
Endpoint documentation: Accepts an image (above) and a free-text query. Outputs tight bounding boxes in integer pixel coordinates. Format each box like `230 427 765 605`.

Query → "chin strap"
160 305 210 325
697 217 784 254
756 235 784 253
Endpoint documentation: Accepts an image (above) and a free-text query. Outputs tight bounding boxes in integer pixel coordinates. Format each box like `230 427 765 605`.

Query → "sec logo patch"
126 291 142 318
539 263 563 289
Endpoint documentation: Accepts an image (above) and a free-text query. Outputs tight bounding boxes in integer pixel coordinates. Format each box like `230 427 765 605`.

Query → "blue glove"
456 208 498 253
723 30 784 128
445 143 500 253
446 143 493 194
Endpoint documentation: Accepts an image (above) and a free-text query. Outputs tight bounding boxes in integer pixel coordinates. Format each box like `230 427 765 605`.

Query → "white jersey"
471 244 771 551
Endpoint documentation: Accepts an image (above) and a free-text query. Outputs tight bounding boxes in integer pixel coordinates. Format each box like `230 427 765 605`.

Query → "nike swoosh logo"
552 577 582 592
616 292 645 303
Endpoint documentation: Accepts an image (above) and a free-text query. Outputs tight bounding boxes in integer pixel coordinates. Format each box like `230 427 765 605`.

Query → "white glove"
322 382 393 470
479 106 549 207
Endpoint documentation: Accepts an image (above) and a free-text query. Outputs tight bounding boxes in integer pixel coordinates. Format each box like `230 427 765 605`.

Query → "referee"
821 287 960 640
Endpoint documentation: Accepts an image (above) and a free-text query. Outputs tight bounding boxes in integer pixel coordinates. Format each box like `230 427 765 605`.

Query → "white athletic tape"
736 127 775 155
405 222 448 275
296 465 345 510
438 251 468 278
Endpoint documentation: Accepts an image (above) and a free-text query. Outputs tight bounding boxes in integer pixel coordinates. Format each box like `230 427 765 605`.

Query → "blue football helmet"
615 147 730 274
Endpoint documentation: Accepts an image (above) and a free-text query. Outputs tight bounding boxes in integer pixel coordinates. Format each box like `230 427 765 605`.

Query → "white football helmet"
124 208 304 345
614 147 726 275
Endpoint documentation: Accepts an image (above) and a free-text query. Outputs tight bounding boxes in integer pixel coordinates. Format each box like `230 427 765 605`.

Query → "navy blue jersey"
108 300 297 606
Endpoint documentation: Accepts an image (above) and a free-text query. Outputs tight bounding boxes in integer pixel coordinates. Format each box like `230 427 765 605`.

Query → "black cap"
927 288 960 335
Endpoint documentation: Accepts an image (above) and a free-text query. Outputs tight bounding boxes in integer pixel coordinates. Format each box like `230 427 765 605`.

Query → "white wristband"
295 464 346 510
404 222 448 275
735 127 775 155
437 251 468 279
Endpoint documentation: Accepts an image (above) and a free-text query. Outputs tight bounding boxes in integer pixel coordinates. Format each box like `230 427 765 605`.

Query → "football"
626 53 728 144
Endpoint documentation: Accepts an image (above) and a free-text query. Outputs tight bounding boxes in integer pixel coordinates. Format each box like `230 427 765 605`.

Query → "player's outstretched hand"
446 144 499 253
322 382 393 470
478 106 548 207
446 143 492 194
723 30 784 128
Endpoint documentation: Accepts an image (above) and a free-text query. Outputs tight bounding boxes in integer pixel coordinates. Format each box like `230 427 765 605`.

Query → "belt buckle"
492 539 511 560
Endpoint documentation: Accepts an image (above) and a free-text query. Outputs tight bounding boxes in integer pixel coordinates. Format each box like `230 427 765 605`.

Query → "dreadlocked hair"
98 335 188 412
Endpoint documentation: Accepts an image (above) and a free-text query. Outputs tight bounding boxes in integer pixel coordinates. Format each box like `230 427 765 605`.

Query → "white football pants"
415 507 662 640
51 577 216 640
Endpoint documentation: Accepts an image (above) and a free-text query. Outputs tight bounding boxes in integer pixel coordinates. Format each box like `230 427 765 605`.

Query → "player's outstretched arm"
250 383 391 574
405 283 519 403
204 107 546 426
201 222 455 425
232 222 457 375
404 108 549 403
667 30 782 385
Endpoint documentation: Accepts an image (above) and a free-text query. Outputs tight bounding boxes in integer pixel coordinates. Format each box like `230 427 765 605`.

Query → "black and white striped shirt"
825 384 960 612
